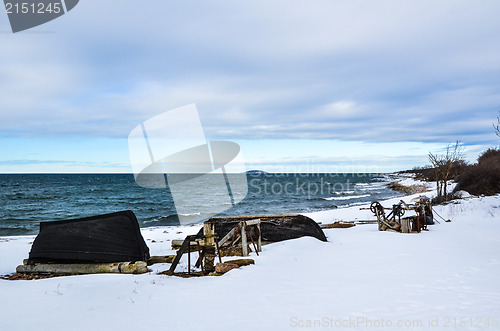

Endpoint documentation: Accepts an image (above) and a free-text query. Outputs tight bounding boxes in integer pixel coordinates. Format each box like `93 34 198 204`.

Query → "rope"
432 207 449 223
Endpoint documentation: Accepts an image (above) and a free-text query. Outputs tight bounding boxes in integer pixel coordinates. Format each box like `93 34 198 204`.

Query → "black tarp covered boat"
29 210 150 263
199 214 328 243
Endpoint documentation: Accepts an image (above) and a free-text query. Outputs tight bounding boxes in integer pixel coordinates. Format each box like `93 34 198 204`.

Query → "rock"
245 170 269 175
321 221 355 229
454 190 472 199
208 272 225 276
224 259 255 267
215 262 239 274
388 182 429 194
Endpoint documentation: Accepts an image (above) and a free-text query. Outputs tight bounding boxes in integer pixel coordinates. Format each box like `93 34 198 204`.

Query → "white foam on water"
334 191 355 195
323 194 371 201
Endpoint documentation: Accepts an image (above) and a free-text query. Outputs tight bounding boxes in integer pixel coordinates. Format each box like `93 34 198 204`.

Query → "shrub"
455 148 500 196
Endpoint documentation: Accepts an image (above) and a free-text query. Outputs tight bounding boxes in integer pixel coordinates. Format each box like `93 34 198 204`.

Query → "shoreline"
0 173 432 240
303 173 434 224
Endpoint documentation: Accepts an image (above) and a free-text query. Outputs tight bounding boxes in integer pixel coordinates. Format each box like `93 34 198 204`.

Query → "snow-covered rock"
453 190 472 199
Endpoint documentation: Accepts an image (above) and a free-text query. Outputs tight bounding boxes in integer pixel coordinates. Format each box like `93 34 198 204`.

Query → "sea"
0 173 403 236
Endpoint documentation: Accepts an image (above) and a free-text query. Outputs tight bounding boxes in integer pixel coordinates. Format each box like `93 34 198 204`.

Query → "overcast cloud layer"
1 1 500 172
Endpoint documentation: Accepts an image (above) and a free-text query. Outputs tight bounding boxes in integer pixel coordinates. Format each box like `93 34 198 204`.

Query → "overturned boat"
28 210 150 263
198 214 327 243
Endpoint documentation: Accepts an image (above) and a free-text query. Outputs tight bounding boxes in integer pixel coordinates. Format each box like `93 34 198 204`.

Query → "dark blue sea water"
0 173 402 236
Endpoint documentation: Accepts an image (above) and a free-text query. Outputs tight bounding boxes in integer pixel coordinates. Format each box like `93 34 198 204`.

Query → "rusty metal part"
244 223 259 257
195 241 204 272
215 237 222 264
370 199 432 233
168 234 200 275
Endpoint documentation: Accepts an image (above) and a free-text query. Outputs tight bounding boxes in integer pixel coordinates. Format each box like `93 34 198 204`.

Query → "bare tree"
429 141 466 201
494 113 500 138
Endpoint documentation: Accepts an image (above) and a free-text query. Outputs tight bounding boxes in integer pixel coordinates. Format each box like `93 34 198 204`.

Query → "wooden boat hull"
28 210 150 263
202 214 327 243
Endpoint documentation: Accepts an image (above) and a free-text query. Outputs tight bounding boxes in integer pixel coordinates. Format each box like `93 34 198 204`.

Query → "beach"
1 176 499 330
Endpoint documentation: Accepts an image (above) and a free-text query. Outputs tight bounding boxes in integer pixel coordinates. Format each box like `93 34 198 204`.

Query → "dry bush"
455 148 500 196
429 141 466 200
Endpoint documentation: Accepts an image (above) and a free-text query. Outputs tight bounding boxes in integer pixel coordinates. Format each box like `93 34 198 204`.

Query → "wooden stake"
401 219 410 233
203 221 216 272
241 221 248 257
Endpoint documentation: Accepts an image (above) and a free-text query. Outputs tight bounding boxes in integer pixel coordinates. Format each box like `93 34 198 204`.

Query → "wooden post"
187 241 191 275
256 222 262 253
401 219 410 233
204 221 216 272
421 207 427 230
241 222 248 257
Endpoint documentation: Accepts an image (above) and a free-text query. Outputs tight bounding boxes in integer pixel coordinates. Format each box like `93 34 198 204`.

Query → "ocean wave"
347 201 370 207
179 212 202 216
358 184 386 191
323 194 371 201
0 173 402 236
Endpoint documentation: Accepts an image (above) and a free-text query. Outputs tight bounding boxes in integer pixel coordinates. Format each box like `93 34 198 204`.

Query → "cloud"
1 0 500 150
0 159 124 167
0 159 130 173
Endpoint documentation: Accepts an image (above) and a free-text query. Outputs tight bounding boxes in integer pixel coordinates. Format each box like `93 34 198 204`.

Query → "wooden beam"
218 227 238 247
256 222 262 253
147 255 175 265
171 239 204 250
168 235 199 275
245 219 261 226
16 261 148 275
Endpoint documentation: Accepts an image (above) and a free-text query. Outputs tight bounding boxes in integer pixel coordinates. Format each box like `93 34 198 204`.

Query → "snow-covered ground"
1 177 499 331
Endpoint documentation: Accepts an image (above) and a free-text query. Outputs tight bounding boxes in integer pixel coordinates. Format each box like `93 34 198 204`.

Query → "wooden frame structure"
218 219 262 257
167 219 262 276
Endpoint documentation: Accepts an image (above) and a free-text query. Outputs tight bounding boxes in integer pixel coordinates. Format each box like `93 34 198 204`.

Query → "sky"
1 0 500 173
